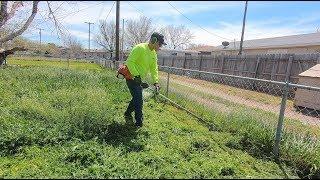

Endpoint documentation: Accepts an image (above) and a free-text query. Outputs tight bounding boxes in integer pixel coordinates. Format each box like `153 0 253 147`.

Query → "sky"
19 1 320 49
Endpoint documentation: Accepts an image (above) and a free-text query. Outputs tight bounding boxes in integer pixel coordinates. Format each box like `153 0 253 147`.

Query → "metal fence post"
273 81 289 158
166 71 170 97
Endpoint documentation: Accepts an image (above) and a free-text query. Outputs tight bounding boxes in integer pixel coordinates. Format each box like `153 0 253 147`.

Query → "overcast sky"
21 1 320 49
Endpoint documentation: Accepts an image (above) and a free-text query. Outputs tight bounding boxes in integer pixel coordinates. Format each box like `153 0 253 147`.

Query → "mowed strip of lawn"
0 58 297 178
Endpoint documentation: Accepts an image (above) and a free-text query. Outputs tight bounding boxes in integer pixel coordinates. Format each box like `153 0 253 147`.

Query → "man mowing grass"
120 32 166 128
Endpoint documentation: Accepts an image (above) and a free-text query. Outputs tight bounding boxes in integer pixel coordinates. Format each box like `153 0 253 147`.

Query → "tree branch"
0 1 39 44
47 1 64 38
7 1 23 21
0 1 8 28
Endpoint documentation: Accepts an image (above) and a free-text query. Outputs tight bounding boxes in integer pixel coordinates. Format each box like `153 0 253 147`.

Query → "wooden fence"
99 54 320 98
157 54 320 84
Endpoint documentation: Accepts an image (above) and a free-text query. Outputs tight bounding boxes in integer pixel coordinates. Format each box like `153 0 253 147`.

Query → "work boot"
135 117 143 128
124 112 134 125
135 122 143 128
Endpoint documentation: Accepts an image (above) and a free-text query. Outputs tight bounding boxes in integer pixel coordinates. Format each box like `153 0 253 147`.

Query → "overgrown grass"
7 56 98 71
0 58 298 178
160 76 320 179
162 77 320 138
159 71 295 108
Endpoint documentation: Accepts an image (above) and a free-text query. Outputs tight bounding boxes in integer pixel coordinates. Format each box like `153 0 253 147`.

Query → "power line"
30 2 104 48
45 6 74 45
58 2 105 22
38 11 56 35
92 1 116 42
126 1 162 29
93 1 108 25
105 1 116 22
127 2 144 16
52 2 65 14
89 2 108 38
167 2 232 41
29 2 77 31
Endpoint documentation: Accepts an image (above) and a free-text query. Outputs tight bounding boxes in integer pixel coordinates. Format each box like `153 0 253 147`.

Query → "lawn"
0 57 297 178
156 71 320 179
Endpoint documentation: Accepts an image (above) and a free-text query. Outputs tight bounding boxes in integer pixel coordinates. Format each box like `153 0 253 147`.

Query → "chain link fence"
99 59 320 177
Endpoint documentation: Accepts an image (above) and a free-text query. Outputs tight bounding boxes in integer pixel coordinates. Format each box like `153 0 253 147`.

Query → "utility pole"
115 1 120 62
38 28 44 55
38 28 44 46
121 18 124 61
238 1 248 55
84 22 94 52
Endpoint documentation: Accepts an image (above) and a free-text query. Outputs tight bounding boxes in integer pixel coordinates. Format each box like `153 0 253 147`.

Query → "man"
124 32 166 128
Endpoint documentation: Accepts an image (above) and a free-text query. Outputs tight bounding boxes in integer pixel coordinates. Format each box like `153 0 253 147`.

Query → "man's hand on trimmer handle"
133 76 142 85
141 82 149 89
154 83 160 94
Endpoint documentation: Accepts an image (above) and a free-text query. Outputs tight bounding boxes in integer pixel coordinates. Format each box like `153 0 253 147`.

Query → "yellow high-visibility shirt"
125 43 159 84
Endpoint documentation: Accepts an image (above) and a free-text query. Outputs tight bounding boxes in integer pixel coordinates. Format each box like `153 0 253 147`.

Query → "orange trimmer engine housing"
117 64 133 80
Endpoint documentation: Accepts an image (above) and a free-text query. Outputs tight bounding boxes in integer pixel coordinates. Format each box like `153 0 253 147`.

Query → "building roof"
187 45 217 52
159 48 199 54
299 64 320 78
215 32 320 51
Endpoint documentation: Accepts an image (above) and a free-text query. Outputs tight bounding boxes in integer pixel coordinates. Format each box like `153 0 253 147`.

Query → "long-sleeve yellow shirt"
125 43 159 84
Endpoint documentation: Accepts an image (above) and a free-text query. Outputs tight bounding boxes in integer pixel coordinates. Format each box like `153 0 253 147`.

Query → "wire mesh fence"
99 59 320 159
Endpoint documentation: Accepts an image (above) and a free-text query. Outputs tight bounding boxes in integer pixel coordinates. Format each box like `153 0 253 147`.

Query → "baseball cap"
151 32 167 46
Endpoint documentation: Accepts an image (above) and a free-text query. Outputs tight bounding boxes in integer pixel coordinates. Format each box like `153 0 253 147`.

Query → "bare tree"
0 1 70 65
160 25 194 50
64 35 83 59
0 1 39 44
95 20 116 53
125 16 155 48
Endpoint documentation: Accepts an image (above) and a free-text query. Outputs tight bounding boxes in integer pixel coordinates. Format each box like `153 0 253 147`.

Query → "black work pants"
125 79 143 125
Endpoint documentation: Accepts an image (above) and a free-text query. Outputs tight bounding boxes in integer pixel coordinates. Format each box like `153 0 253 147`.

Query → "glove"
154 83 160 94
141 82 149 89
154 83 160 88
133 76 142 85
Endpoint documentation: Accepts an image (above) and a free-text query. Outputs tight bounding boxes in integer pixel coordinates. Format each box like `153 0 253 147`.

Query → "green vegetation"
159 71 295 108
0 58 297 178
8 56 97 70
158 75 320 179
159 75 320 138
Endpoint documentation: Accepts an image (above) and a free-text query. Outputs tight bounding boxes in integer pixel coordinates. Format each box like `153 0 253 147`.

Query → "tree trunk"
0 47 27 66
0 53 5 66
0 1 39 44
